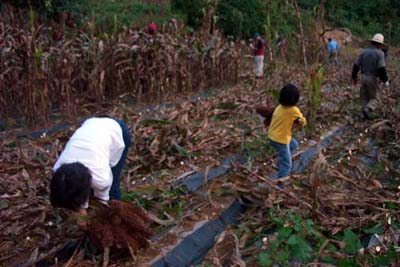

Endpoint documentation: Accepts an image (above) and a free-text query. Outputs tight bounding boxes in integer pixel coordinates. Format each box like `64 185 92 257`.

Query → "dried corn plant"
0 5 244 125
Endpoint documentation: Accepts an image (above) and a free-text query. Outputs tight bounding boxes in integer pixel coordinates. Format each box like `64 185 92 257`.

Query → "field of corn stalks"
2 46 400 266
1 3 400 267
0 4 243 125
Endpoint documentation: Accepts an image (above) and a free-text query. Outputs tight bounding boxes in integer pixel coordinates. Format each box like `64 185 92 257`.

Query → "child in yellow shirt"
268 84 306 178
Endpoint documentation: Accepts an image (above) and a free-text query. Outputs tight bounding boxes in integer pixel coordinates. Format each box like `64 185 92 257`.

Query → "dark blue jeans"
270 138 298 178
110 119 132 200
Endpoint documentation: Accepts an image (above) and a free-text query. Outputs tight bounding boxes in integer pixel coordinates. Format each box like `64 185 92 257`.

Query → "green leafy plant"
343 229 362 254
242 135 273 159
254 209 400 266
257 210 324 266
362 224 384 235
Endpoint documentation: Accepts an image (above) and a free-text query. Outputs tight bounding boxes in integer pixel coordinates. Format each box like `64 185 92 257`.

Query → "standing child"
268 84 306 178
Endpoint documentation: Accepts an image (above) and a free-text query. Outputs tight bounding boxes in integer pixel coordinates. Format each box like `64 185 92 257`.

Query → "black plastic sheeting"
292 126 346 174
0 88 215 141
151 126 347 267
143 90 214 114
250 135 386 262
172 153 248 193
151 201 246 267
176 126 346 191
359 139 379 166
26 124 73 139
24 125 348 267
17 239 81 267
0 122 73 141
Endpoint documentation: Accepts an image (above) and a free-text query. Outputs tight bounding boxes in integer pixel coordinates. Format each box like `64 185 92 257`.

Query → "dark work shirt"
354 46 385 77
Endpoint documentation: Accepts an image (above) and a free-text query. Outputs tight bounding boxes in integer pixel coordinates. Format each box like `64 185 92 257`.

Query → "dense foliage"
174 0 400 44
299 0 400 44
6 0 400 43
216 0 267 39
171 0 209 30
3 0 172 32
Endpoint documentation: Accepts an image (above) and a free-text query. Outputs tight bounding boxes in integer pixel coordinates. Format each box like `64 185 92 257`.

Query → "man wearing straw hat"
351 33 389 119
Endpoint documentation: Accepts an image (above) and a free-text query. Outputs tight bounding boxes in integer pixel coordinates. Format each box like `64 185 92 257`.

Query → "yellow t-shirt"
268 105 306 145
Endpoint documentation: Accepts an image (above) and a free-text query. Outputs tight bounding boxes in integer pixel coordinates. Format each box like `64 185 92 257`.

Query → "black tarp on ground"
151 201 246 267
172 153 248 193
152 126 347 267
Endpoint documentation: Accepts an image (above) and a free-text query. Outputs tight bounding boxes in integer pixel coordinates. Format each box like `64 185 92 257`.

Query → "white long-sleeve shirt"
53 118 125 207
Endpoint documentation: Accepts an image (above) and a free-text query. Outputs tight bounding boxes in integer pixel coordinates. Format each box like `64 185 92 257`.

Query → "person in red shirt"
148 22 157 35
144 22 157 44
253 32 266 79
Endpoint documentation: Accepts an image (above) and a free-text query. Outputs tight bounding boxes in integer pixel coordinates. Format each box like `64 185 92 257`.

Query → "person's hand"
75 208 89 231
351 79 357 88
384 80 390 87
263 118 271 128
292 118 300 130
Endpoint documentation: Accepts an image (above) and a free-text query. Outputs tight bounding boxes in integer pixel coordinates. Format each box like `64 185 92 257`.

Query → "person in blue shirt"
327 38 340 64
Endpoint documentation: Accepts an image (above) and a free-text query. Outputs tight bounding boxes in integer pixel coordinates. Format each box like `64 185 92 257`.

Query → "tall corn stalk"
27 9 50 124
292 0 307 67
306 64 324 137
263 15 274 63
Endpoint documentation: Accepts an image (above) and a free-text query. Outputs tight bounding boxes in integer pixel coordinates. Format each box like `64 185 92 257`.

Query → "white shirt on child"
53 118 125 207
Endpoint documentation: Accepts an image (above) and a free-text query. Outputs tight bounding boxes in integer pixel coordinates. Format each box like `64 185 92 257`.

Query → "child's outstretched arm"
293 108 307 130
297 114 307 127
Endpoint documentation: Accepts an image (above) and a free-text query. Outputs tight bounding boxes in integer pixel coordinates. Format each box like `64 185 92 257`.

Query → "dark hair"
50 162 92 210
328 38 332 42
371 41 383 48
279 83 300 106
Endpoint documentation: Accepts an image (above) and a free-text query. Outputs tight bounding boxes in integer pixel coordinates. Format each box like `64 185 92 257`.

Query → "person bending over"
50 117 132 217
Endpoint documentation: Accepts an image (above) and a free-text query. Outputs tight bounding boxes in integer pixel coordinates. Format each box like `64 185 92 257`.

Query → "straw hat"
370 33 386 46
